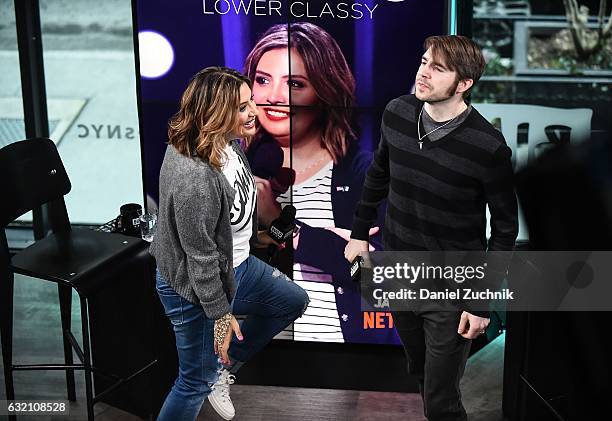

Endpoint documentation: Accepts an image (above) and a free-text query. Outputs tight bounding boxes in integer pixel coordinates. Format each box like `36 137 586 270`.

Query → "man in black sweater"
345 35 518 420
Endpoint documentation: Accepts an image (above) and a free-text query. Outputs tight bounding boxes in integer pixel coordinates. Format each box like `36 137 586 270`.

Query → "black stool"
0 138 156 420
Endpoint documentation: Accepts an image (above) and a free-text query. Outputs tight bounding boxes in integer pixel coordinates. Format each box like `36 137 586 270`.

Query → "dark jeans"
392 311 471 421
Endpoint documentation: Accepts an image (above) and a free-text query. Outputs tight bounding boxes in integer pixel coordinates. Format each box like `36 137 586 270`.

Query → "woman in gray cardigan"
150 67 309 421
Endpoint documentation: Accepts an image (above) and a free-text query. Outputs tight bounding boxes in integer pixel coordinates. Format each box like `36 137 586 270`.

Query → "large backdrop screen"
134 0 446 345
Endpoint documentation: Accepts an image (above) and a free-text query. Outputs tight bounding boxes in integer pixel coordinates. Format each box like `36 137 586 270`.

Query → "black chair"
0 138 154 420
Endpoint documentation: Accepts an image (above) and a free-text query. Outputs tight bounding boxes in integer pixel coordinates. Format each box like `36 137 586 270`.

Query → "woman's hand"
253 230 285 249
214 314 243 365
254 176 281 228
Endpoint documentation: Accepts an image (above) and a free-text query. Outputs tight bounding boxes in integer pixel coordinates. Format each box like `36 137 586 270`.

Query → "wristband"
214 313 232 346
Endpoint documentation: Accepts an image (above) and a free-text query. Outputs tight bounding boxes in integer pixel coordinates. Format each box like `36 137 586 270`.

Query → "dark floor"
1 274 505 420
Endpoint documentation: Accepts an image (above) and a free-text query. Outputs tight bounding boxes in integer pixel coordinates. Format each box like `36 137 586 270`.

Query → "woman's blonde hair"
244 23 356 163
168 66 252 170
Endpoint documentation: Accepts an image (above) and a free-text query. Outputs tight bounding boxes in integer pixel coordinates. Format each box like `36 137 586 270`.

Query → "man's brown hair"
424 35 486 100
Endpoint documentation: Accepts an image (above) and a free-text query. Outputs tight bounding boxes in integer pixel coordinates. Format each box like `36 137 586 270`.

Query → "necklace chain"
417 107 458 142
295 151 330 175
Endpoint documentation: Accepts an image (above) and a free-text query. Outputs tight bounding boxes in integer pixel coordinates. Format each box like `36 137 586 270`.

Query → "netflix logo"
363 312 394 329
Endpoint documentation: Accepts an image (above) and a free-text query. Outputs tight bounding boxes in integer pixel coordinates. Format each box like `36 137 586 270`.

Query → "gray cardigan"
150 141 257 319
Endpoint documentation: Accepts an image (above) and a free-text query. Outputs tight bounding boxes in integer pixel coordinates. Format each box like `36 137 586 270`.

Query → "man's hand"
344 238 370 262
457 311 490 339
327 227 379 250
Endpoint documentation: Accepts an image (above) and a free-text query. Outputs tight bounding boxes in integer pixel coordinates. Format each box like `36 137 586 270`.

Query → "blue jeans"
155 255 309 421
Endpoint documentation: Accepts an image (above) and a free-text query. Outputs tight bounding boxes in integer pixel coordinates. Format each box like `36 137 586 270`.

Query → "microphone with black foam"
268 204 296 244
266 205 296 261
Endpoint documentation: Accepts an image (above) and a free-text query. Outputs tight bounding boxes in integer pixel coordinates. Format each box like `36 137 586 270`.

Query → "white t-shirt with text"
221 143 256 268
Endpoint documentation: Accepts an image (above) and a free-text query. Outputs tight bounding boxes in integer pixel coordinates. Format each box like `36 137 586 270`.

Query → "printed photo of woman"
244 23 394 344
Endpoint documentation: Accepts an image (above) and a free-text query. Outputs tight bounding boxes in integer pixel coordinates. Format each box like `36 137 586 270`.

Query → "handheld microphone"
351 253 372 282
351 256 363 282
247 136 295 197
273 167 296 195
246 137 284 179
268 205 296 244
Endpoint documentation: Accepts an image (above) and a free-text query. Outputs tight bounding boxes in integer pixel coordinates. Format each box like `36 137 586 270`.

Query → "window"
38 0 143 224
0 0 26 149
471 0 611 242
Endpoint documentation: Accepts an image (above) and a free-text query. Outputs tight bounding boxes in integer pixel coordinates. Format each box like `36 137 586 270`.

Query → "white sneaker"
208 368 236 420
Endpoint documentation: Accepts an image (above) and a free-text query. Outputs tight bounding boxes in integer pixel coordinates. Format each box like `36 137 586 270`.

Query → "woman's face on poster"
253 48 321 148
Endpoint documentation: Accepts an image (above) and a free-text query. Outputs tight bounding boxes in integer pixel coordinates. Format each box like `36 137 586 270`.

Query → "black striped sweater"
351 94 518 253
